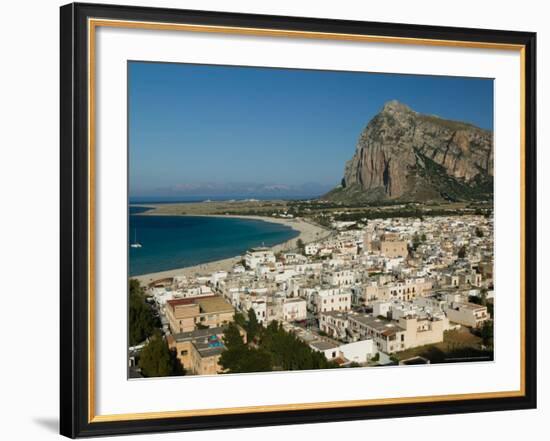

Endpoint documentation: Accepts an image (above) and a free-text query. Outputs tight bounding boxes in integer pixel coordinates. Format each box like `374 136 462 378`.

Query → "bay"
129 208 298 276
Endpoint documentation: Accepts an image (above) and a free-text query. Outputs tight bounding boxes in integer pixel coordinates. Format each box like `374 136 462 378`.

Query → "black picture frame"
60 2 537 438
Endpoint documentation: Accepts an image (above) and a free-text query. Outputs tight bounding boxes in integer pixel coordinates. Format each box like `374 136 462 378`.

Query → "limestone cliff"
325 100 493 202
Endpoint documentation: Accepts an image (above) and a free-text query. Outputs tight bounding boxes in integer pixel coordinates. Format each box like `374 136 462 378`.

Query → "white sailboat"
130 228 142 248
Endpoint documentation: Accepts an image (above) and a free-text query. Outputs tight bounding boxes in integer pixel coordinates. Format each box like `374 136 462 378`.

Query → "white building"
309 340 340 360
310 338 376 364
372 301 392 318
312 289 352 314
249 298 268 324
319 311 349 340
339 339 377 364
446 302 490 328
245 247 276 269
304 243 319 256
322 269 355 287
282 298 307 322
210 271 228 287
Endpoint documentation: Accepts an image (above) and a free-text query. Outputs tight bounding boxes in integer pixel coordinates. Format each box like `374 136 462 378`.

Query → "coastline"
131 213 332 285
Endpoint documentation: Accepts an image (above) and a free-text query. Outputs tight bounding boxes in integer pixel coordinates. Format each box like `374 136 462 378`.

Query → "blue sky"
129 61 493 199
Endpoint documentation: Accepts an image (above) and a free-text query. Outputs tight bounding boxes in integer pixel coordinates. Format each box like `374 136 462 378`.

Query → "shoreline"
131 213 332 285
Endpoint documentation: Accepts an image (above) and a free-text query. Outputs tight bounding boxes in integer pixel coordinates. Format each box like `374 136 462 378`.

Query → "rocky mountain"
324 100 493 203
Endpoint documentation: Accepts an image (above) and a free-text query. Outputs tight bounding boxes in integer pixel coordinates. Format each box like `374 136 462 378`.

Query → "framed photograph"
60 2 537 438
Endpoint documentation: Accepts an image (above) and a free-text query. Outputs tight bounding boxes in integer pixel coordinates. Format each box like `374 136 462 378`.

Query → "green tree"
233 312 247 328
129 279 156 346
296 238 305 253
475 227 484 238
246 308 260 342
223 322 246 349
138 331 175 377
219 323 272 373
237 348 272 373
260 321 335 371
457 245 467 259
420 233 427 242
219 337 247 373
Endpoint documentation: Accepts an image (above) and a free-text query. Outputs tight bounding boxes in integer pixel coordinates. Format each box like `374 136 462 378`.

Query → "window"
180 350 188 356
401 334 404 342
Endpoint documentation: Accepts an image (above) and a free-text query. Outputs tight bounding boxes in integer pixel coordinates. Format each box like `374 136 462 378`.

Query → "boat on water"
130 229 142 248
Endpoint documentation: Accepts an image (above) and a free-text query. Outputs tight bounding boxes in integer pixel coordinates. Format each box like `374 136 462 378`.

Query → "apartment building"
312 289 351 314
380 233 408 258
446 302 490 327
244 247 276 269
166 295 235 334
167 327 226 375
319 310 349 340
348 313 447 353
282 298 307 322
362 277 432 305
322 269 355 287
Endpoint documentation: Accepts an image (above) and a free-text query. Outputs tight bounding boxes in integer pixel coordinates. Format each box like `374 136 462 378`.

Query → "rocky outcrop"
326 100 493 202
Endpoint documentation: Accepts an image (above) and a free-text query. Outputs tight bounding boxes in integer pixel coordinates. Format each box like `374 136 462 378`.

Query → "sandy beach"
132 214 331 285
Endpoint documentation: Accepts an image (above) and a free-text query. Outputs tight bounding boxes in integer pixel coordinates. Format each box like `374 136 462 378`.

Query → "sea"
128 206 299 276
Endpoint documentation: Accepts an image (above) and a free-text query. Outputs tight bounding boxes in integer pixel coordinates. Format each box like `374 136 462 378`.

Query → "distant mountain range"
138 182 334 200
324 100 493 203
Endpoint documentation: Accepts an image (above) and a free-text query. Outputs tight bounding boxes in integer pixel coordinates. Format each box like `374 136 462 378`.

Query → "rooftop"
349 314 405 333
197 296 234 313
310 340 339 351
195 342 226 358
457 302 487 311
166 295 216 309
285 298 306 304
173 326 226 342
320 310 348 319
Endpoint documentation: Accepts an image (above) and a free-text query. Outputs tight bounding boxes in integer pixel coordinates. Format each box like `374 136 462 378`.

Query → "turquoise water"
129 208 299 276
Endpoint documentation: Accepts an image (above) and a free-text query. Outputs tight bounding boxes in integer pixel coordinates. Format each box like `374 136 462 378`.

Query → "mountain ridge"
324 100 493 203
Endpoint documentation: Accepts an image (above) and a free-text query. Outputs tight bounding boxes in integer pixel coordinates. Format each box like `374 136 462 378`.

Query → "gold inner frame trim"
87 17 527 424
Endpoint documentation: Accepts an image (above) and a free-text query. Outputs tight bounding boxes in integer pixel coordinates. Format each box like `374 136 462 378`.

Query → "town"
129 214 494 377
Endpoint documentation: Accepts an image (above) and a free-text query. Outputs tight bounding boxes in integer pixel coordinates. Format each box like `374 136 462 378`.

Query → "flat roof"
349 314 405 333
458 302 487 311
195 342 226 358
167 295 216 309
285 298 306 304
198 296 234 313
173 326 226 342
248 247 270 252
320 310 348 319
310 340 339 351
